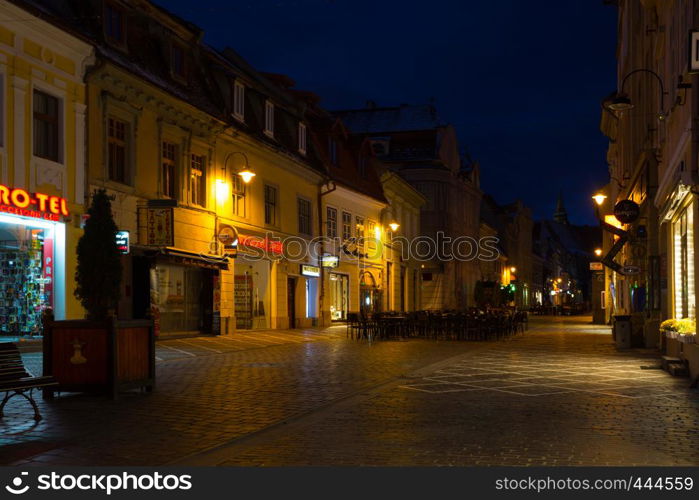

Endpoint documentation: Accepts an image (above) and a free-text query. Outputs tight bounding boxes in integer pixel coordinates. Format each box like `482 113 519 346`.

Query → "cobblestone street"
2 317 699 466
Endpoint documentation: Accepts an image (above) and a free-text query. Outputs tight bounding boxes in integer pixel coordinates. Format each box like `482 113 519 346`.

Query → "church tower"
553 191 569 225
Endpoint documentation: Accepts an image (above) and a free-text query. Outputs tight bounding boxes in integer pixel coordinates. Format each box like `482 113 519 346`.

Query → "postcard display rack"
0 248 47 335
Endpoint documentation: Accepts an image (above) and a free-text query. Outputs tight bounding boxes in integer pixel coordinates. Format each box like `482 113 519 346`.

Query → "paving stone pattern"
2 318 698 466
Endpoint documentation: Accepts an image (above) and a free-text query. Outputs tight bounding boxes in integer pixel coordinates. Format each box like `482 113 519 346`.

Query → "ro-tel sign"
300 264 320 277
116 230 130 255
0 184 69 221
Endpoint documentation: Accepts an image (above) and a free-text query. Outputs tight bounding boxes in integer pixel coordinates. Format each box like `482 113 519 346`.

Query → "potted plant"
43 190 155 399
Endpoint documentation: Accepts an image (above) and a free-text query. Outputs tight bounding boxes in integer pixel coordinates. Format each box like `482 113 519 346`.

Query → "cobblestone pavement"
179 318 699 466
2 317 698 466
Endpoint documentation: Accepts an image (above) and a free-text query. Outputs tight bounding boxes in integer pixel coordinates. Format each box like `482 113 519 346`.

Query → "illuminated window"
162 141 177 198
673 203 695 320
189 154 206 207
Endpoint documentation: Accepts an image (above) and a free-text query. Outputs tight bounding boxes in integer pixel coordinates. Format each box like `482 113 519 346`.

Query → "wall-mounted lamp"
388 221 400 232
592 193 607 206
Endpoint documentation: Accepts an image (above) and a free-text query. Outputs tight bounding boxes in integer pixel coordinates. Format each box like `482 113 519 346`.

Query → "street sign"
621 265 641 275
613 200 640 224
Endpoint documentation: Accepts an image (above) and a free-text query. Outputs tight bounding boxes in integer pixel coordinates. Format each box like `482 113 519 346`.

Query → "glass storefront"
360 271 381 316
0 214 63 335
673 202 695 320
151 263 214 335
329 272 348 321
234 256 271 329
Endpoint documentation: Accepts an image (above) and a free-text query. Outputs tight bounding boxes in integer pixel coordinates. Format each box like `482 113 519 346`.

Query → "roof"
334 103 446 134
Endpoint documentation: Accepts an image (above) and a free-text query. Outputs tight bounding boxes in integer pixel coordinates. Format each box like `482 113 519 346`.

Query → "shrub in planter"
74 189 122 319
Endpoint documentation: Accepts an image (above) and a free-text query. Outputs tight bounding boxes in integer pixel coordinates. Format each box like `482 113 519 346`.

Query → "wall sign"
116 230 130 254
238 233 283 255
146 208 174 246
690 30 699 73
613 200 640 224
321 254 339 268
300 264 320 277
589 262 603 271
0 184 69 221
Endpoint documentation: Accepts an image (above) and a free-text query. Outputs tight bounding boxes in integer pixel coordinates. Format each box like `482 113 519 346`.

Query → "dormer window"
298 123 307 155
264 100 274 137
104 2 126 47
328 138 337 165
170 42 186 82
233 81 245 121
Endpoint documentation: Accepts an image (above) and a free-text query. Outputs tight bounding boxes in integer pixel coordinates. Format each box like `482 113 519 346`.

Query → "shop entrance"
0 215 62 336
360 271 380 316
329 272 349 321
234 257 271 329
287 277 297 328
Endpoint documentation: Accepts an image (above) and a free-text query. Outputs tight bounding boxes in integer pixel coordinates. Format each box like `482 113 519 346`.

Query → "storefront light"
0 214 56 229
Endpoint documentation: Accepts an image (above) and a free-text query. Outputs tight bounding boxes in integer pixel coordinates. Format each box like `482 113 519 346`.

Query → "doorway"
287 277 297 328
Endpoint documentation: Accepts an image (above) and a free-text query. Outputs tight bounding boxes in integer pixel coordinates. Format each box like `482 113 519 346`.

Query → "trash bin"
614 315 632 349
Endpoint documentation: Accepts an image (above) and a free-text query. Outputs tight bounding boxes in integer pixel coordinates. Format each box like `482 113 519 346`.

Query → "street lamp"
510 266 516 273
222 151 256 186
592 193 607 206
606 68 667 119
594 248 603 257
388 221 400 232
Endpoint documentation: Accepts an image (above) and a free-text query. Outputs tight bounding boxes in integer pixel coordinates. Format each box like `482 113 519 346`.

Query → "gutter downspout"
318 179 336 326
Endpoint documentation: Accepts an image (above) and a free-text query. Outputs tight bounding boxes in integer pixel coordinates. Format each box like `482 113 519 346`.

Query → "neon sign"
238 234 283 255
0 184 69 221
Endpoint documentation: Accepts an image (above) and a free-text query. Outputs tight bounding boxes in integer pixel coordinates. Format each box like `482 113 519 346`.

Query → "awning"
133 246 229 270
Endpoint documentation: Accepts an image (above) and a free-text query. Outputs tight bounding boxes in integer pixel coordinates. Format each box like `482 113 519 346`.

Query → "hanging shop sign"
320 254 339 268
116 230 130 255
0 184 69 221
238 234 283 255
621 265 641 275
690 30 699 73
613 200 640 224
300 264 320 277
146 207 174 246
589 262 603 271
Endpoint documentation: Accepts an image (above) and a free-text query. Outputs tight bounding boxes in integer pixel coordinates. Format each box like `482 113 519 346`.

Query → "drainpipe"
318 179 336 326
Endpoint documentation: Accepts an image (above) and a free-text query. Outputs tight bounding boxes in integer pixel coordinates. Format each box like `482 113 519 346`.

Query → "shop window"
264 184 277 225
298 197 312 236
162 141 177 199
107 116 129 184
326 207 337 238
233 81 245 121
104 2 126 47
190 154 206 207
342 211 351 241
264 100 274 137
232 175 246 217
33 90 61 163
298 123 307 155
673 204 695 319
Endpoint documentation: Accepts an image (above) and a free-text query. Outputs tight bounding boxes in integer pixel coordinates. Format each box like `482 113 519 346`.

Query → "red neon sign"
238 234 283 255
0 184 69 221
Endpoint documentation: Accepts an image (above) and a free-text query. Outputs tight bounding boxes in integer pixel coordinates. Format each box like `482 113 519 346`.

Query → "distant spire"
553 191 569 225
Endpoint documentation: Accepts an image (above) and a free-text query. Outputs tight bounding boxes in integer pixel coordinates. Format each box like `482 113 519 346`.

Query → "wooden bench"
0 342 57 421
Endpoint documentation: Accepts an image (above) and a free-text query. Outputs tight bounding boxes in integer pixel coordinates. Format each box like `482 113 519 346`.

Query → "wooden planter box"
42 317 155 399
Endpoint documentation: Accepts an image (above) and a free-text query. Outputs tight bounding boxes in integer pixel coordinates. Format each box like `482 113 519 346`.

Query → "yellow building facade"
0 0 92 333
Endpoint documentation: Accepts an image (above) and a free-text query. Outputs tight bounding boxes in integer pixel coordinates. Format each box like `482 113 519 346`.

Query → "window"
328 138 337 165
232 175 246 217
358 155 368 178
107 117 129 184
233 81 245 121
673 203 695 320
298 123 307 155
366 220 377 250
355 216 364 238
104 2 126 46
342 211 352 241
298 198 312 236
264 184 277 225
326 207 337 238
33 90 60 162
171 43 186 81
162 141 177 198
264 100 274 137
189 154 206 207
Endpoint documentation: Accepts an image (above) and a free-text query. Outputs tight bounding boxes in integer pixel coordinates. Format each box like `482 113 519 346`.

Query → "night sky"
159 0 618 226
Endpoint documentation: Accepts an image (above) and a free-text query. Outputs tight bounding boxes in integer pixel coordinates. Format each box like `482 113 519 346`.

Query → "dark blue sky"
159 0 617 225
